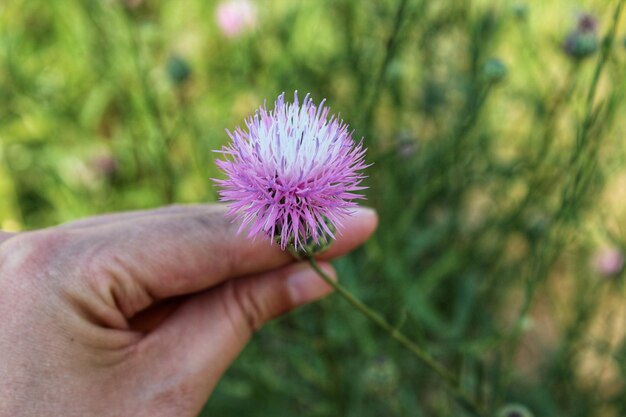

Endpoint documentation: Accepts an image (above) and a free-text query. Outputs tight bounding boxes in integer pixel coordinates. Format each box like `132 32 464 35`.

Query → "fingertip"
339 206 378 240
353 206 379 236
321 206 378 260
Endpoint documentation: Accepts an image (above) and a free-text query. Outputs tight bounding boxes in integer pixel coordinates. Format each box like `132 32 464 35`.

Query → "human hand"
0 204 377 417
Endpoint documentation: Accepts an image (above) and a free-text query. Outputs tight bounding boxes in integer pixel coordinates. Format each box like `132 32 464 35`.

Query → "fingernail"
287 263 336 306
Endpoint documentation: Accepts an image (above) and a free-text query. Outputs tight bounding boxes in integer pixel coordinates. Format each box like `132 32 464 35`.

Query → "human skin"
0 204 377 417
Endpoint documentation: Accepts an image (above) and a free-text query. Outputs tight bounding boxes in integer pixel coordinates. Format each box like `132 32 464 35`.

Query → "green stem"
585 0 624 111
307 257 486 417
362 0 410 138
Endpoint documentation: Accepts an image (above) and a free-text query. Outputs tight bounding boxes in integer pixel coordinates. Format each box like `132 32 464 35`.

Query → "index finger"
83 204 377 302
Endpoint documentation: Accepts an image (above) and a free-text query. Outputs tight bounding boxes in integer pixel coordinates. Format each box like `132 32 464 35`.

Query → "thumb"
210 261 337 339
146 261 336 392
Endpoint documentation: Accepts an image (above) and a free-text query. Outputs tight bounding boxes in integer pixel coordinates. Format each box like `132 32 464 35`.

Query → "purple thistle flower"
214 92 368 252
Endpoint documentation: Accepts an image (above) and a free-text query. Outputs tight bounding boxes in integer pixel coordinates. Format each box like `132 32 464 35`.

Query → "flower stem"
307 257 486 416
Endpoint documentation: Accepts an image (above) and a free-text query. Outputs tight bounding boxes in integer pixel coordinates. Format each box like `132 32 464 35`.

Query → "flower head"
481 57 507 83
592 247 624 278
563 12 599 59
214 92 367 253
216 0 257 38
166 55 192 85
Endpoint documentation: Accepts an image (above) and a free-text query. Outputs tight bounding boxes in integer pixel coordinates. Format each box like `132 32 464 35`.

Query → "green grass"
2 0 626 415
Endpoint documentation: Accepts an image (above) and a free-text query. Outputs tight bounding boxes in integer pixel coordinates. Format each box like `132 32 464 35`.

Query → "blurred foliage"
2 0 626 416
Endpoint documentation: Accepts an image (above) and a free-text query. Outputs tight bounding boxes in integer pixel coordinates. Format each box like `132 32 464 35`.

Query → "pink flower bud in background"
592 247 625 278
216 0 257 38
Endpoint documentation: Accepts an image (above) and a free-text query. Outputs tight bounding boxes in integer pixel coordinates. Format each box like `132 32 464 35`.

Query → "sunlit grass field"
2 0 626 415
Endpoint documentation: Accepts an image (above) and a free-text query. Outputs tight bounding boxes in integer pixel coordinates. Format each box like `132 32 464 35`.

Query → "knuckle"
0 229 73 276
0 228 121 303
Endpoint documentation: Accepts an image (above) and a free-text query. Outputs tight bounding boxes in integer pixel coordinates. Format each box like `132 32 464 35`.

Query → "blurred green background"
2 0 626 415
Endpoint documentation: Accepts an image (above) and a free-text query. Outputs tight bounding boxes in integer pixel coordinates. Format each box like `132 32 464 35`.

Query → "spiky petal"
214 92 368 251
